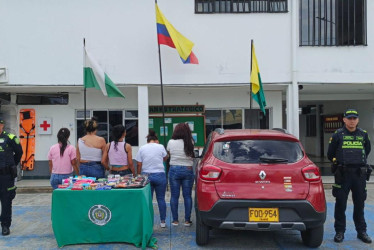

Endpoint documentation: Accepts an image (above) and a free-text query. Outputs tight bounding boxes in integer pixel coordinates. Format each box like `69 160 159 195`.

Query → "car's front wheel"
301 225 324 248
196 211 209 245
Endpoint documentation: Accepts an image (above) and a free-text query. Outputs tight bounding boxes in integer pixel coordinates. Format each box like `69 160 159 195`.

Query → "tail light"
200 165 222 181
302 165 321 181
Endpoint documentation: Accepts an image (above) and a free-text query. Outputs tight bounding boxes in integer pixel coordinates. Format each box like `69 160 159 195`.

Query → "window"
16 93 68 105
213 140 303 163
195 0 287 13
302 106 317 137
75 110 138 146
244 109 269 129
300 0 367 46
205 108 269 138
124 110 138 146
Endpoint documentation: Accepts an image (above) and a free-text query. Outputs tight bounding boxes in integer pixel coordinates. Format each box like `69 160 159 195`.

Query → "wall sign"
323 114 343 133
38 117 52 134
149 105 205 114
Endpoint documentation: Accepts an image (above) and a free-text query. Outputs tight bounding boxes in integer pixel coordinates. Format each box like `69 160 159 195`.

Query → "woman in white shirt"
167 123 195 227
136 130 168 228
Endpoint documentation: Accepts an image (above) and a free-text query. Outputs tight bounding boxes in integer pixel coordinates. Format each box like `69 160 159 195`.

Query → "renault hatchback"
195 129 326 247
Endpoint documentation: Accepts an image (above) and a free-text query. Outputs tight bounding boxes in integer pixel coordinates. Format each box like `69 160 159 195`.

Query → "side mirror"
194 149 200 158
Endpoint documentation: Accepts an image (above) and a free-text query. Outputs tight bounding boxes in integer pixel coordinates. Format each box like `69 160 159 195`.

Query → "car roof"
212 129 299 142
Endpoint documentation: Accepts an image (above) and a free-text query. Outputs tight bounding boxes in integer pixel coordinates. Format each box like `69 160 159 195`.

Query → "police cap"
344 109 359 118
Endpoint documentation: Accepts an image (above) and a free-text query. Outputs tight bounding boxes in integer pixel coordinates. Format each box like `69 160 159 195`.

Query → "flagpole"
250 39 253 110
155 0 167 148
83 38 87 121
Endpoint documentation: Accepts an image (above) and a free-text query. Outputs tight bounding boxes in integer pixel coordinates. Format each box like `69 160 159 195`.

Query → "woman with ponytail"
76 117 107 179
102 124 134 176
135 130 168 228
48 128 79 189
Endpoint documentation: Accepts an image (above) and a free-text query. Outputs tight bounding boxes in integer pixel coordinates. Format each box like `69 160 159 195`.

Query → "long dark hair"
146 129 158 143
83 117 98 133
111 124 126 151
171 123 194 158
57 128 70 156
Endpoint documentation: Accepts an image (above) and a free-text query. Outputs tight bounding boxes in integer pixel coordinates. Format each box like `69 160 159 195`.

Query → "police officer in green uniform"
0 116 23 236
327 109 372 244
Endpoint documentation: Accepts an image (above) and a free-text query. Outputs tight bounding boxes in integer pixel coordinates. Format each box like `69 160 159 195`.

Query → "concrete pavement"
1 180 374 249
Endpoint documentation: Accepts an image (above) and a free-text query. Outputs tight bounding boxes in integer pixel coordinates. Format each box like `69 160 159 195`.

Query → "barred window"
195 0 288 13
300 0 367 46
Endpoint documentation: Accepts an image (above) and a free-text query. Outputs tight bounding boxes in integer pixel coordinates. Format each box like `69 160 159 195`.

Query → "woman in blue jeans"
76 117 108 179
136 130 168 228
167 123 195 227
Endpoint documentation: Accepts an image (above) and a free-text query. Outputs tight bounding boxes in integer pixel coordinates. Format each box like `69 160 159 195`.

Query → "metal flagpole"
250 39 253 110
83 38 87 121
155 0 167 148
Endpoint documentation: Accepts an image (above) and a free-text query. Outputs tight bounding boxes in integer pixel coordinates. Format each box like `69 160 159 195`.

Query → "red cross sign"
38 118 52 135
40 120 50 131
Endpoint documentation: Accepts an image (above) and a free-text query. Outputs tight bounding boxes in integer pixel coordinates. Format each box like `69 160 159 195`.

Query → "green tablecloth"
51 184 156 249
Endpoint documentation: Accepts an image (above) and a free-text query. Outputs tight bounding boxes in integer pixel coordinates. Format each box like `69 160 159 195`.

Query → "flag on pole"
156 4 198 64
250 44 267 114
84 47 125 99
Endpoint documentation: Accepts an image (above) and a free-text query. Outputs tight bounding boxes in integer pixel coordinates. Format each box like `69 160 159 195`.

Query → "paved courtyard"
0 185 373 249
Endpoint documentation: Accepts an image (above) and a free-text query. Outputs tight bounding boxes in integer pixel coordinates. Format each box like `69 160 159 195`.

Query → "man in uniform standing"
327 109 372 244
0 116 23 236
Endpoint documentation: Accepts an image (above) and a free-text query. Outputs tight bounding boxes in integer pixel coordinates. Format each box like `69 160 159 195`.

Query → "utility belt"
0 166 17 178
332 163 372 184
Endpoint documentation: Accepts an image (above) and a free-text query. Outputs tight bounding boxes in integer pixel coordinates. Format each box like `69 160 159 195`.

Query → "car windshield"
213 139 304 164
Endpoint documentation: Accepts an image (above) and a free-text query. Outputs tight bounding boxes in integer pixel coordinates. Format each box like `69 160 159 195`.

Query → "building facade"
0 0 373 177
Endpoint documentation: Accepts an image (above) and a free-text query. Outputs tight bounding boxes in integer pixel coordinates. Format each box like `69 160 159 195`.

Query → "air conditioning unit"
0 67 8 83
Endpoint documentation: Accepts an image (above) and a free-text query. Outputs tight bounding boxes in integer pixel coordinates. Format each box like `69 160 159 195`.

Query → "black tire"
301 225 324 248
196 211 209 246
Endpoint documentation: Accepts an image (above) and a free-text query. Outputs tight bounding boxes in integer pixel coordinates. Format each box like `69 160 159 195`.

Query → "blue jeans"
50 173 72 190
79 162 105 179
142 172 167 221
169 165 194 222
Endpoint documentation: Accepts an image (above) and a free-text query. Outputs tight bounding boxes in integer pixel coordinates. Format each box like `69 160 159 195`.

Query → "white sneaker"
184 221 192 227
172 221 179 226
160 222 166 228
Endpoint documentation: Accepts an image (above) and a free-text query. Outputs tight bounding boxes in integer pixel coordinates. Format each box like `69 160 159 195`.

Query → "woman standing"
167 123 195 226
48 128 79 189
102 124 134 176
136 130 168 228
76 117 107 179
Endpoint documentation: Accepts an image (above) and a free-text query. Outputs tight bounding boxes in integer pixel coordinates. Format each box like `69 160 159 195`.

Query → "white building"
1 0 373 178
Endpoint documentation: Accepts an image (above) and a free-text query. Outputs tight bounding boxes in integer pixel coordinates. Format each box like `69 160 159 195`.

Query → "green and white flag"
84 48 125 99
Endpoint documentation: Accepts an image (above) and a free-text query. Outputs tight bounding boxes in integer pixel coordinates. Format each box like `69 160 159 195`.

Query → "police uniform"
0 120 23 236
327 110 371 243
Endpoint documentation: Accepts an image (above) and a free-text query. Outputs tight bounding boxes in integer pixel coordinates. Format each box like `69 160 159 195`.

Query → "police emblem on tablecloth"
88 205 111 226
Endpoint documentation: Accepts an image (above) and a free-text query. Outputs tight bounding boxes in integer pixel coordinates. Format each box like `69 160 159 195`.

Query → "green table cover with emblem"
51 184 156 249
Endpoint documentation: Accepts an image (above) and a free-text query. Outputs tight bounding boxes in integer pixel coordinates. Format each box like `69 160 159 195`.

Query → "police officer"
327 109 372 244
0 116 23 236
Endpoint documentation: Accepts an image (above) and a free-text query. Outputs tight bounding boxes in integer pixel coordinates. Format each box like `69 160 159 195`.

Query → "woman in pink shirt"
48 128 78 189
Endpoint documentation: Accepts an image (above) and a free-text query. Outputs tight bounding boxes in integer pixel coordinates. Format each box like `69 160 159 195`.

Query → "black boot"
2 226 10 236
334 232 344 243
357 232 372 244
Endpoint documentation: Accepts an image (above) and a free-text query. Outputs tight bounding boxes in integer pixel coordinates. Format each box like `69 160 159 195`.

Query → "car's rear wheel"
301 225 324 248
196 211 209 245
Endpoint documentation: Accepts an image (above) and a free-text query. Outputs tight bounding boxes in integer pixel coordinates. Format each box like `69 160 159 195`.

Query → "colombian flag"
156 4 198 64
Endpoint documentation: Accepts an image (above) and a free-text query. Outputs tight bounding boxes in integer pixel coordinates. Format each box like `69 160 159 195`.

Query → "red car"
195 129 326 247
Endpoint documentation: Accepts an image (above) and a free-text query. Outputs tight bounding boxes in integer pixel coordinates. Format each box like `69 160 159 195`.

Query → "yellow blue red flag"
156 4 198 64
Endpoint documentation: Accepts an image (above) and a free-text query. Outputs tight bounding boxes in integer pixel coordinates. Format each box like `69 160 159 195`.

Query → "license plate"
249 208 279 222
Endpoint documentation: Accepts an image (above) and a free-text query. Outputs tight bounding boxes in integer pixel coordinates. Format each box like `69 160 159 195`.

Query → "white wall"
0 0 291 86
